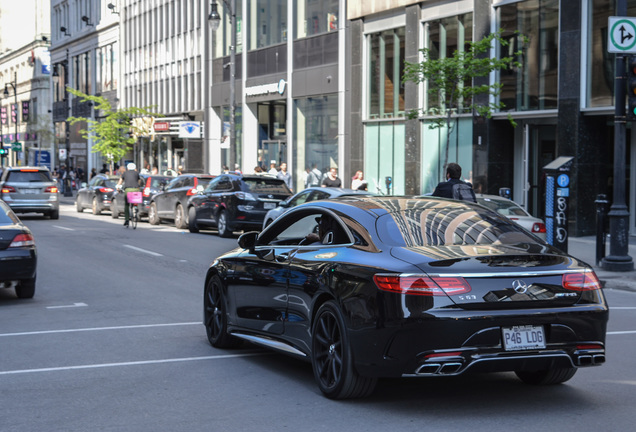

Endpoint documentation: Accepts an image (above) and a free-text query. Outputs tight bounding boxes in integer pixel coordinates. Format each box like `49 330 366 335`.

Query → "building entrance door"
522 124 556 218
257 102 287 169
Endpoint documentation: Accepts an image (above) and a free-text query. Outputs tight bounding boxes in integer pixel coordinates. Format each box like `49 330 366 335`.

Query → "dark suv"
0 166 59 219
186 173 292 237
148 174 215 228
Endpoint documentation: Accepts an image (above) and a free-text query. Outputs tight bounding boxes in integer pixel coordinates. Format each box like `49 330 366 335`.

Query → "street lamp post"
52 58 73 197
209 0 237 170
3 71 18 166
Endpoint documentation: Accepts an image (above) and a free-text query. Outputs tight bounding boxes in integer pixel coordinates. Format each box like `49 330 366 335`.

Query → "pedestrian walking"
321 167 342 188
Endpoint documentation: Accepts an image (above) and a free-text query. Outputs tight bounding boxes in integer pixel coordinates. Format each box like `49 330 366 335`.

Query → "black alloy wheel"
204 275 240 348
188 207 199 233
311 301 377 399
515 367 577 385
175 203 187 229
49 209 59 220
216 210 231 238
148 203 160 225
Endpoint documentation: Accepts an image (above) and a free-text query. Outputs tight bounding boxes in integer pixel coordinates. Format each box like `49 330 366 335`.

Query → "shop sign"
154 122 171 132
179 121 201 138
245 79 287 98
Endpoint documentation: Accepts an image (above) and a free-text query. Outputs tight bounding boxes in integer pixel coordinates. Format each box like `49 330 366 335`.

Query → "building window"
587 0 636 107
498 0 559 111
248 0 287 50
213 0 243 58
295 0 338 39
425 13 473 112
367 27 405 119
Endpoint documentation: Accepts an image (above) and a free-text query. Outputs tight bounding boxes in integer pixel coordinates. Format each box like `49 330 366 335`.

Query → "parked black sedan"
148 174 215 228
187 173 292 237
0 200 37 298
111 174 171 219
75 174 119 215
203 196 608 399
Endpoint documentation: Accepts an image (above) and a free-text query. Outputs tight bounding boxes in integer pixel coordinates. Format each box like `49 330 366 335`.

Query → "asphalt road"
1 203 635 432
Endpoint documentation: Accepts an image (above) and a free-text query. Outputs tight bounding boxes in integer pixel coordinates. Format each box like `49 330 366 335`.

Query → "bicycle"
126 191 142 229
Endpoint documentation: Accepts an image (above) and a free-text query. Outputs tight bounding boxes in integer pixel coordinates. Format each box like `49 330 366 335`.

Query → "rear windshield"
242 178 290 194
477 197 528 216
148 176 170 188
376 201 537 247
0 201 20 224
6 170 52 182
196 177 213 188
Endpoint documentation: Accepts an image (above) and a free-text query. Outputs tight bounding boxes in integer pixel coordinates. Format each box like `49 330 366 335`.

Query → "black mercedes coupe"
203 196 608 399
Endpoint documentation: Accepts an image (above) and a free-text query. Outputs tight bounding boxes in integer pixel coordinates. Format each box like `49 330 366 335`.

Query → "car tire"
92 197 101 215
111 198 119 219
15 276 36 299
49 209 59 220
311 300 377 399
76 200 83 213
515 367 577 385
204 275 241 348
175 204 187 229
217 211 232 238
188 207 199 233
148 203 160 225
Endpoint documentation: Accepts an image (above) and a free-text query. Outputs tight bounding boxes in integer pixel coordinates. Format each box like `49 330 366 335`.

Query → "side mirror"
238 231 259 250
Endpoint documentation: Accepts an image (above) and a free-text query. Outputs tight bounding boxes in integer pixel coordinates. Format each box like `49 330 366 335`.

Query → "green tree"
402 29 526 172
66 88 159 167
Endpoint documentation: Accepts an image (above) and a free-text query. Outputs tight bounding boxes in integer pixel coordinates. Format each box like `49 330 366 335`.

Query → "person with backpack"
432 162 477 202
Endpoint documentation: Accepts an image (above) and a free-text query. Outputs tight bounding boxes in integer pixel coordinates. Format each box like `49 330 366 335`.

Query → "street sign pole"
603 1 634 271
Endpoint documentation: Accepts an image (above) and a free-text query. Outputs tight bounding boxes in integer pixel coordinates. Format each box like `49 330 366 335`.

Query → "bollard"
595 194 609 265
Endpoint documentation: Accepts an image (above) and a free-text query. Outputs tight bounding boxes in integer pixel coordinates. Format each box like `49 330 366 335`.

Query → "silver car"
0 166 60 219
476 194 546 240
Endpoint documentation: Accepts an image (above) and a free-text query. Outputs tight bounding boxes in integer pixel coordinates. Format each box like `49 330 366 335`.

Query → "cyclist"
117 162 142 227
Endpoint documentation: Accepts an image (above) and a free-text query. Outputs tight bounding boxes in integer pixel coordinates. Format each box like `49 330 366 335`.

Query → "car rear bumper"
0 249 37 281
6 201 59 213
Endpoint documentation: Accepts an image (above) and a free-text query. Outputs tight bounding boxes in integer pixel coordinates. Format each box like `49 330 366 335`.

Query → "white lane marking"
46 302 88 309
0 353 265 376
608 330 636 335
53 225 74 231
0 322 200 337
123 244 163 256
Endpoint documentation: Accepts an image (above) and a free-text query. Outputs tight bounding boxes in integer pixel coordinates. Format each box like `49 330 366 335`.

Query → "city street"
1 202 635 431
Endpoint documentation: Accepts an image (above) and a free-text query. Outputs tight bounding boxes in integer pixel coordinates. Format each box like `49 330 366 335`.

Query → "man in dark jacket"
432 162 472 199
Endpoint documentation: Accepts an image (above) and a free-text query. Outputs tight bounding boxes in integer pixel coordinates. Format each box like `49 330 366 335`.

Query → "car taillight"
1 185 16 194
187 187 198 196
373 274 471 296
562 271 602 291
532 222 546 233
98 187 114 193
235 192 256 201
9 233 35 248
143 187 151 197
45 186 58 193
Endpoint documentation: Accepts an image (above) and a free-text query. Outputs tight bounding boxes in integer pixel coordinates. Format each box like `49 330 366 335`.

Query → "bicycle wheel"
131 204 139 229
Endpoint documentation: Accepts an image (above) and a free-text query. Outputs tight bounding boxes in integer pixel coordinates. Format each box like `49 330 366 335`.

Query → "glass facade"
426 13 473 112
248 0 287 50
73 52 91 94
498 0 559 111
367 27 405 119
213 0 243 58
294 96 338 189
96 42 118 93
587 0 636 107
295 0 339 39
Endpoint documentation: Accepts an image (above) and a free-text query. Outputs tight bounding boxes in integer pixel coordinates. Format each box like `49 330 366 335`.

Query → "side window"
166 178 181 190
289 191 311 206
310 191 330 201
185 177 194 187
218 178 232 190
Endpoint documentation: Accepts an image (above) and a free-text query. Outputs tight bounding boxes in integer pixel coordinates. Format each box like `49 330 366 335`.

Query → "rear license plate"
264 202 276 209
21 189 39 194
502 325 546 351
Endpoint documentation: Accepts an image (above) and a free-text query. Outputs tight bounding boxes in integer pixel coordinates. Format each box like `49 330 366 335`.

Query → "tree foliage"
66 88 159 164
402 29 527 170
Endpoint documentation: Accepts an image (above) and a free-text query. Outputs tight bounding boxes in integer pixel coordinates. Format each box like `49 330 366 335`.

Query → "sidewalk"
59 192 635 291
568 236 636 292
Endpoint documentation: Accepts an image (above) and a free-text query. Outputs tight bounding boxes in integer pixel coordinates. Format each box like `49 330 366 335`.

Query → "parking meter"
543 156 574 253
385 176 392 195
499 188 511 199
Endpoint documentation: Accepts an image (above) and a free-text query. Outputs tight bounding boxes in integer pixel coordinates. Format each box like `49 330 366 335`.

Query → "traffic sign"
609 17 636 53
11 142 21 151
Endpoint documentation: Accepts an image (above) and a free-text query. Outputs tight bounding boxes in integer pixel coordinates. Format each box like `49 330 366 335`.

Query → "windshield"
376 201 537 247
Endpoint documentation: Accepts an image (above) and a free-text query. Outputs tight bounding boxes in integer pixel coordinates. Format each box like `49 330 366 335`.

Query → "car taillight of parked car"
562 271 602 291
235 192 257 201
98 187 114 193
532 222 547 234
143 187 151 197
44 186 58 193
9 233 35 248
187 187 198 196
1 185 16 194
374 274 471 296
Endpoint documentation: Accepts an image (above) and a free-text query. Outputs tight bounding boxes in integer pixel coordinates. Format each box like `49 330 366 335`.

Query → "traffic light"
627 56 636 121
0 147 8 157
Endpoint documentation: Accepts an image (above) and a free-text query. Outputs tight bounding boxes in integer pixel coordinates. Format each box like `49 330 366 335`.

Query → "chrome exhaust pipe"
439 362 462 374
592 354 606 365
415 363 441 375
